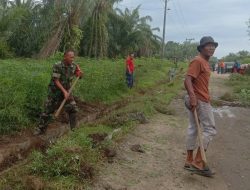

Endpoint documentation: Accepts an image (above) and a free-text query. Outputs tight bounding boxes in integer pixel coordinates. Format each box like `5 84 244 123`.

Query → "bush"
245 66 250 76
239 89 250 104
0 39 13 59
228 73 250 105
229 73 246 81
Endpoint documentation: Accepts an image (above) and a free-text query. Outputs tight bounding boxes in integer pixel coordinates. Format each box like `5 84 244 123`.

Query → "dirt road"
93 73 250 190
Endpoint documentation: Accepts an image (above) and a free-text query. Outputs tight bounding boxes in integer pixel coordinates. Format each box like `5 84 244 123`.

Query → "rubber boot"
69 112 77 130
33 113 49 135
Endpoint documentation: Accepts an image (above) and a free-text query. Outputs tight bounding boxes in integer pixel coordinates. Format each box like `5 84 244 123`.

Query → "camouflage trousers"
38 94 78 130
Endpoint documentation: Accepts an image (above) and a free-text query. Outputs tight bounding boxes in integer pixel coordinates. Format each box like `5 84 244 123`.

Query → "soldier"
34 50 83 135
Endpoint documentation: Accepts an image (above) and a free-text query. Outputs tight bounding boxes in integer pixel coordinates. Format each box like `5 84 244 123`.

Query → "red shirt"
126 57 134 73
187 55 211 102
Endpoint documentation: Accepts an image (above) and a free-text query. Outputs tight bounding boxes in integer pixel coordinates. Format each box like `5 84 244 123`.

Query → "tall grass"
0 59 51 133
229 73 250 105
0 57 172 134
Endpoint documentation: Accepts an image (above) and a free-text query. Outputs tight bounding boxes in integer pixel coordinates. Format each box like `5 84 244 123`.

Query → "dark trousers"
126 71 134 88
39 95 78 130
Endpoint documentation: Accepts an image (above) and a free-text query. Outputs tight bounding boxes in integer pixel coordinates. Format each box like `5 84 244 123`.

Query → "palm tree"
81 0 122 58
38 0 96 58
109 5 161 57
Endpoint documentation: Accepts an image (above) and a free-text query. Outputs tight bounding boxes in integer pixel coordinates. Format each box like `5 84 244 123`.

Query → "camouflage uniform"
38 61 80 132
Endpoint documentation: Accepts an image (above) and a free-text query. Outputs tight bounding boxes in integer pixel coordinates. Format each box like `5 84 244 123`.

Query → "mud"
106 112 148 128
0 100 119 173
79 163 94 180
102 148 117 158
130 144 145 153
88 133 108 146
24 176 45 190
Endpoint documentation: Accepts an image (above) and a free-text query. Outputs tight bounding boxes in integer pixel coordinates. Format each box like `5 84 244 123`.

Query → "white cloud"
118 0 250 58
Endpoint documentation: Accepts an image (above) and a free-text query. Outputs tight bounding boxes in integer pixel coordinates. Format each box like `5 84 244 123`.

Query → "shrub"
245 66 250 76
229 73 246 81
239 89 250 103
0 39 13 58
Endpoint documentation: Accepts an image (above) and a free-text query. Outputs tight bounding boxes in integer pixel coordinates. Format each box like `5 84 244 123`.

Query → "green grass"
227 73 250 105
0 57 173 134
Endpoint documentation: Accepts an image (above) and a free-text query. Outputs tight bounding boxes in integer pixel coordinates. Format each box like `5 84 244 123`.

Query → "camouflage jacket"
48 61 78 97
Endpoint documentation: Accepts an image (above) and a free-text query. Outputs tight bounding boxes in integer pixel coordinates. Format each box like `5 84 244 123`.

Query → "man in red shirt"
126 53 135 88
184 36 218 177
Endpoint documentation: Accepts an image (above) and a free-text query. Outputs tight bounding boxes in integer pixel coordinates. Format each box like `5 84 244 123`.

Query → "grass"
0 57 186 189
0 57 173 134
227 73 250 105
0 124 114 189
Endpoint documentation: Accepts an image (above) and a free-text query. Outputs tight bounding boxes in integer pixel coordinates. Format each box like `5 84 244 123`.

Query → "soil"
88 133 108 146
0 101 109 173
92 72 250 190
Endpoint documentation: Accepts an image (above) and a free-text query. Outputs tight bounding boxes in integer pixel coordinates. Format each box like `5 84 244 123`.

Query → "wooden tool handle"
54 77 80 118
194 109 207 163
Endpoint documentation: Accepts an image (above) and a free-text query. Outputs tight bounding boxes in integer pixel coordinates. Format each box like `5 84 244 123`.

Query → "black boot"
69 112 77 130
34 113 49 135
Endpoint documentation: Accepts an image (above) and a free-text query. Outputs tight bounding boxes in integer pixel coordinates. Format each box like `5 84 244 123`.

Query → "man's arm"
54 79 69 100
127 65 131 73
184 75 197 112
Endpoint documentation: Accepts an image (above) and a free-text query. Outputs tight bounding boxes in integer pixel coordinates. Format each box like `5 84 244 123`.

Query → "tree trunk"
37 21 65 59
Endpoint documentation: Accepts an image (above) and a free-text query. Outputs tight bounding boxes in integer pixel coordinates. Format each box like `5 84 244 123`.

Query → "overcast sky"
116 0 250 58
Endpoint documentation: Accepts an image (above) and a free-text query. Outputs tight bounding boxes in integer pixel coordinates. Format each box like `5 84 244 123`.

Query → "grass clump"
220 92 235 102
227 73 250 105
27 125 114 189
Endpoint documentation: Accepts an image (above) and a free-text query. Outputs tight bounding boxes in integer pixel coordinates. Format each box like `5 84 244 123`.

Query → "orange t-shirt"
219 61 225 68
187 55 211 102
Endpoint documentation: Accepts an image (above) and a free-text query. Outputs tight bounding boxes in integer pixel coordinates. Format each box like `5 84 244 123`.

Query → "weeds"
227 73 250 105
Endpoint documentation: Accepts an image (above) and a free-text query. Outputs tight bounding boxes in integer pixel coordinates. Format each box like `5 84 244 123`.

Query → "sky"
116 0 250 58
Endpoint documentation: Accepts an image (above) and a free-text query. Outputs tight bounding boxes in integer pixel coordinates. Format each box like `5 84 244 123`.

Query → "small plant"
0 39 13 58
229 73 245 81
220 92 235 102
227 73 250 105
239 89 250 104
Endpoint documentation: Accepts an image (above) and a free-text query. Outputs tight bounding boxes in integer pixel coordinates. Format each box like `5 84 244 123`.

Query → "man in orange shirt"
219 59 225 74
184 36 218 177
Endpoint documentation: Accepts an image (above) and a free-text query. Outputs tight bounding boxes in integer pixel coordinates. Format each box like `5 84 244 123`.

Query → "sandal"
183 163 193 171
190 164 215 177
